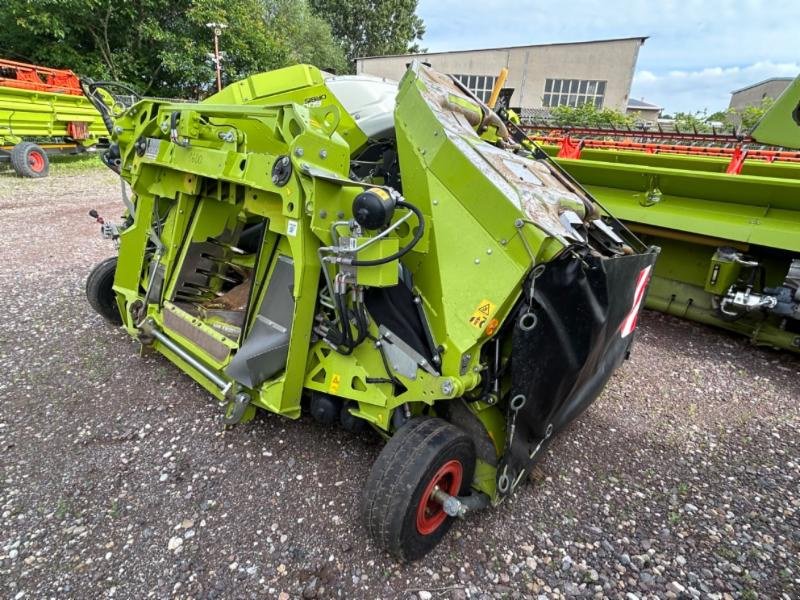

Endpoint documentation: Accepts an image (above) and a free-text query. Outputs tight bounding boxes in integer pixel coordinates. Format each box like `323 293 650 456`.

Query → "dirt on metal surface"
1 166 799 599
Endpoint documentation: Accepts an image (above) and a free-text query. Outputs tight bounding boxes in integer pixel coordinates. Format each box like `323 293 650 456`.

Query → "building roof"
731 77 793 95
357 36 648 61
627 98 662 110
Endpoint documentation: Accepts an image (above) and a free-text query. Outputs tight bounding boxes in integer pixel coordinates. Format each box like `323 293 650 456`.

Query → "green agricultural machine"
531 78 800 353
84 63 657 559
0 59 108 177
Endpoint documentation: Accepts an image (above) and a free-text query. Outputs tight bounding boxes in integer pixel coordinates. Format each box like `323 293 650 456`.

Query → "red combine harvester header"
521 123 800 168
0 58 83 95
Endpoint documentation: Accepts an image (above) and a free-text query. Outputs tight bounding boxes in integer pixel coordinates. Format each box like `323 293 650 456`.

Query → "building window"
542 79 606 108
452 74 497 103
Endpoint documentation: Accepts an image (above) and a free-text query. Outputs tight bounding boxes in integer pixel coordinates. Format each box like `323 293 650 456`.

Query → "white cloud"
417 0 800 113
631 61 800 113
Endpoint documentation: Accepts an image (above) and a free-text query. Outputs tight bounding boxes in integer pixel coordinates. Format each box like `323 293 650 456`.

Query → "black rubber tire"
10 142 49 178
86 256 122 325
361 417 476 561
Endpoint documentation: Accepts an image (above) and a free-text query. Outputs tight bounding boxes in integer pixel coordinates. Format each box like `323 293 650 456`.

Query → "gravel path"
1 167 798 599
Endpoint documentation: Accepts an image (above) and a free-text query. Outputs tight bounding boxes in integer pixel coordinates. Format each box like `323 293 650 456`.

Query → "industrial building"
355 37 647 115
729 77 793 110
626 97 662 123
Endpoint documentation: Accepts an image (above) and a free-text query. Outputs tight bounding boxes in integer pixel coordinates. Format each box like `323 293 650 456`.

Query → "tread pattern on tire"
10 142 49 178
362 417 475 560
86 256 122 325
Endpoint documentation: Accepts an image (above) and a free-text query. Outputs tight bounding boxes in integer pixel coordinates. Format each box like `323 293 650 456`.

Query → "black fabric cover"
497 249 658 495
364 277 434 364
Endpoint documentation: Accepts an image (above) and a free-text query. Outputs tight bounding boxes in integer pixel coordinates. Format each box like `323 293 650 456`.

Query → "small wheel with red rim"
10 142 50 178
361 416 475 560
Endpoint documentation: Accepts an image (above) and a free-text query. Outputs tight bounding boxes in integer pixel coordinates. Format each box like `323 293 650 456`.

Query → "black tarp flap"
496 248 658 496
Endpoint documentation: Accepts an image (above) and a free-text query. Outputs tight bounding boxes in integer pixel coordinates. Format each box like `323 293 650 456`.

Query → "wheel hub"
416 459 462 535
29 151 45 173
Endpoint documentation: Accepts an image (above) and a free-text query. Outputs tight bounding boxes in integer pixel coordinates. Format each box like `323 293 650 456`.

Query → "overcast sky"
416 0 799 114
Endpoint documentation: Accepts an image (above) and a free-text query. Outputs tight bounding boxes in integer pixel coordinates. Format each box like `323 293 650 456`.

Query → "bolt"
319 210 328 218
486 248 493 255
440 379 454 396
294 148 304 157
319 149 327 159
474 258 480 264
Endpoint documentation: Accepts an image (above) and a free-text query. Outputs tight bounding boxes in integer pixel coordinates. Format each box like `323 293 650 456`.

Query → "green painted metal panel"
547 153 800 252
751 74 800 149
543 143 800 353
0 84 106 145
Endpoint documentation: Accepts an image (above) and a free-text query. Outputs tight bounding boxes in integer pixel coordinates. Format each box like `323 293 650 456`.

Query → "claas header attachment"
85 63 657 559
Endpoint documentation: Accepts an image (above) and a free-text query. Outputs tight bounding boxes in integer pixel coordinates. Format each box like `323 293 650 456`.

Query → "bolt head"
440 379 454 396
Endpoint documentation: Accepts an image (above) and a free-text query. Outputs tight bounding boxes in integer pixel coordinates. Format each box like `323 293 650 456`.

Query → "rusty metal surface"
163 306 231 362
415 64 599 241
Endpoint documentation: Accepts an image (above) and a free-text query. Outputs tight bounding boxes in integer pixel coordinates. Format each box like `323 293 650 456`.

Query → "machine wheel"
361 417 475 561
10 142 49 178
86 256 122 325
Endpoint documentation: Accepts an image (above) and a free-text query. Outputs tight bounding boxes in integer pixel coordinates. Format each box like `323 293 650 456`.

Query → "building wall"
729 80 792 110
355 38 644 112
626 107 661 123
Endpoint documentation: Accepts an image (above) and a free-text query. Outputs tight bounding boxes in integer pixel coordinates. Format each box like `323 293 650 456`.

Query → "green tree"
549 102 634 128
308 0 425 70
671 110 714 133
728 97 774 132
0 0 346 97
705 110 732 128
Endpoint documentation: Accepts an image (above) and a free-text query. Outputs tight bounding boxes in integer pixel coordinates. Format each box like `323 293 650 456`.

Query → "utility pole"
206 22 227 92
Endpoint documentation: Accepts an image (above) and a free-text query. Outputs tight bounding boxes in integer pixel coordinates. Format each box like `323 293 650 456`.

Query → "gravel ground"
1 166 798 600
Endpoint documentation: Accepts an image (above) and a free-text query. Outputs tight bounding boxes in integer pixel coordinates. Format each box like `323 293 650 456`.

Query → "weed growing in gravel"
668 511 681 525
55 498 73 520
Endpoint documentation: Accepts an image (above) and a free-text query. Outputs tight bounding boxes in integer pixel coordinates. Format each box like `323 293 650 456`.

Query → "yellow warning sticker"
468 299 496 329
328 373 341 394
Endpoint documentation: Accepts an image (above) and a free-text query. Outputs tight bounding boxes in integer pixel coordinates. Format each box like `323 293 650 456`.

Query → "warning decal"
468 299 496 329
328 373 341 394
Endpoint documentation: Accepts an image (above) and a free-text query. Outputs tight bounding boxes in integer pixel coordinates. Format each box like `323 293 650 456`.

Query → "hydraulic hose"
79 78 142 135
349 200 425 267
80 79 115 135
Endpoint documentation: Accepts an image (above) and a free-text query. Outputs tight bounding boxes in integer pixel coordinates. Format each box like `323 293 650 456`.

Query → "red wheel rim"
29 150 45 173
416 459 462 535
